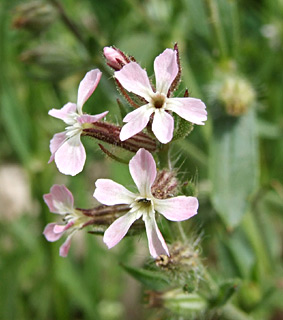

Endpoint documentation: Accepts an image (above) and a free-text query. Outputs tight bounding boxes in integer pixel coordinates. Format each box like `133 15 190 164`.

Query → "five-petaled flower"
93 148 199 258
48 69 108 176
43 184 89 257
115 48 207 144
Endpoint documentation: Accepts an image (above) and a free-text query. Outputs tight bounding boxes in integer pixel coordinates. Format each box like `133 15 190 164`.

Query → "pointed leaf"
121 264 170 290
210 109 259 227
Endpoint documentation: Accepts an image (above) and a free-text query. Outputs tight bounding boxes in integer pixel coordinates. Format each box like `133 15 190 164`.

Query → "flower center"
136 198 152 207
152 93 166 109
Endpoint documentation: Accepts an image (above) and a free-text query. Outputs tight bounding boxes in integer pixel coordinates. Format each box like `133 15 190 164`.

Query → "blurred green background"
0 0 282 319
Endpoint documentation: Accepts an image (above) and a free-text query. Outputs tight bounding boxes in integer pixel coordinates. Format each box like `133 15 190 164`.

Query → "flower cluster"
43 45 207 257
48 69 108 176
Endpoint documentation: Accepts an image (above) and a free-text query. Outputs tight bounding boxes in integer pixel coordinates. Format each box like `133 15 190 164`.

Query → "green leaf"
211 279 240 307
1 84 31 164
209 109 259 227
121 264 170 290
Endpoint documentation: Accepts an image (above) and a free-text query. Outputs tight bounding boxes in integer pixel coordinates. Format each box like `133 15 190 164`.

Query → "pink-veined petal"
77 69 102 113
154 49 178 95
143 213 169 258
154 196 199 221
59 234 73 257
43 223 64 242
43 184 74 213
77 111 108 124
54 134 86 176
115 62 153 100
48 102 77 122
152 109 174 144
120 105 153 141
129 148 156 196
48 132 67 163
103 210 142 249
94 179 135 205
167 98 207 125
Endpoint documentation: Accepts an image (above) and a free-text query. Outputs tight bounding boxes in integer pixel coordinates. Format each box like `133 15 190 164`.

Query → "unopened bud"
151 170 178 199
82 122 157 153
103 46 130 71
219 76 256 116
12 1 57 33
20 44 84 80
238 281 261 311
148 289 207 315
155 240 203 291
156 242 200 273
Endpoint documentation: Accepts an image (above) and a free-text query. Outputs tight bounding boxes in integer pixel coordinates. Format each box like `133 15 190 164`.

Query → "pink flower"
43 185 88 257
48 69 108 176
115 48 207 144
93 148 199 258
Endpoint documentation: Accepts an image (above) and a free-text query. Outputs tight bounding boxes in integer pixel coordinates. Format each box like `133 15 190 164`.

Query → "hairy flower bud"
148 289 207 315
151 170 178 199
20 44 85 80
103 46 130 71
82 122 157 153
218 76 256 116
209 64 256 117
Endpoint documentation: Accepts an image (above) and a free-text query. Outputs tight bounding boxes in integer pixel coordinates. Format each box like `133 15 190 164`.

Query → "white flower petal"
167 97 207 125
77 111 108 124
77 69 102 113
54 134 86 176
120 105 153 141
143 213 169 258
43 223 64 242
152 109 174 144
48 102 77 123
94 179 135 205
129 148 156 196
103 210 142 249
115 62 153 100
48 132 67 163
43 184 74 214
154 196 199 221
154 48 178 94
59 234 73 257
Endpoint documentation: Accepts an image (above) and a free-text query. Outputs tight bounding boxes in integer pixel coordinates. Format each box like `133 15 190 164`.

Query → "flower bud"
82 122 157 153
209 63 256 117
151 170 178 199
237 281 262 311
218 75 256 116
156 241 200 274
12 1 57 34
20 44 84 80
103 46 130 71
148 289 207 315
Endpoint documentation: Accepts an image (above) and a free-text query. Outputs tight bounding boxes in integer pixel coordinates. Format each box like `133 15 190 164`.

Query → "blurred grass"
0 0 282 319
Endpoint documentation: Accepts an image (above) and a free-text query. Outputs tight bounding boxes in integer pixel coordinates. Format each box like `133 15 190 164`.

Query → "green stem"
230 0 240 60
48 0 88 49
242 211 272 276
176 140 208 167
176 222 187 242
157 143 171 169
206 0 228 59
220 303 254 320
